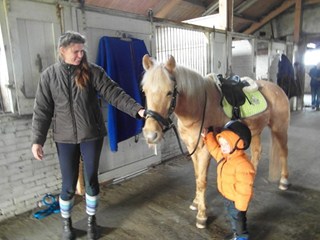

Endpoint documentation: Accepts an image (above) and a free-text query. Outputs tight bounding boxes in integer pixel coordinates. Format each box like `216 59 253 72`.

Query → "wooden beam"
242 0 320 35
219 0 234 31
234 14 258 23
202 1 219 16
234 0 259 14
304 0 320 4
293 0 302 44
182 0 206 7
243 0 295 35
155 0 182 18
227 0 233 31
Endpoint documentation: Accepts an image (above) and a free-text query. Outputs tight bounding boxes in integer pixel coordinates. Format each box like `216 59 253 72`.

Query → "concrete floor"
0 105 320 240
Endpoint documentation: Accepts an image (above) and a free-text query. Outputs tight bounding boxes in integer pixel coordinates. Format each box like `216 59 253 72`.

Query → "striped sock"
59 196 74 219
86 193 99 216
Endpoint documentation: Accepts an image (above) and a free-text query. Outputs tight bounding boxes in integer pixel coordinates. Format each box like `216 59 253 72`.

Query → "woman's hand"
32 144 44 161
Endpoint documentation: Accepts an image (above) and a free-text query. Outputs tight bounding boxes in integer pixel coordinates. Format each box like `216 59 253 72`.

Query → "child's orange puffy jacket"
204 132 255 211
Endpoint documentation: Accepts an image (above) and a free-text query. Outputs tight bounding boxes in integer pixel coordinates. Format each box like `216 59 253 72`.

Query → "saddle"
218 74 251 120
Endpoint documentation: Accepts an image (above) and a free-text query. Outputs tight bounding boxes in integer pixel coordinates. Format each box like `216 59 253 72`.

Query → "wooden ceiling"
80 0 320 35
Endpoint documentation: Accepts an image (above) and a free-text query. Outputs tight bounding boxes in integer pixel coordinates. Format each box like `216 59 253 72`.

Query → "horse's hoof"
196 218 207 229
189 202 198 211
279 177 289 190
279 183 289 190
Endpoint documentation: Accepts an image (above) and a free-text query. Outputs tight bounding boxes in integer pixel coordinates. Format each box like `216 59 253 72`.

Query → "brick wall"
0 114 184 222
0 115 61 222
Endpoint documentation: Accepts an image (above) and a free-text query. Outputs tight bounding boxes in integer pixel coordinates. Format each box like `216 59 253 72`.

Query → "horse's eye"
167 91 173 96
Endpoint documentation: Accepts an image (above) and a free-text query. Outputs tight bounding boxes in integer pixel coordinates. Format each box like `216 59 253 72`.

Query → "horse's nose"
143 130 158 144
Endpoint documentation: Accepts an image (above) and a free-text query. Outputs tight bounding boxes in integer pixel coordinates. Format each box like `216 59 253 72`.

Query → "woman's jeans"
224 197 249 238
56 138 104 200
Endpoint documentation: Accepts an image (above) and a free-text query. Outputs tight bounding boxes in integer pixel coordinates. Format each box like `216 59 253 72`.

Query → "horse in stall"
141 54 290 229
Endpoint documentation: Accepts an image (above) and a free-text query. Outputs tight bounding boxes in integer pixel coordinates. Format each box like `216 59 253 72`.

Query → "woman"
31 31 145 240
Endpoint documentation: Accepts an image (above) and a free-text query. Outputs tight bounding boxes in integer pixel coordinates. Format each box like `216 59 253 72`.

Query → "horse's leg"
270 130 289 190
189 150 210 229
190 155 199 210
250 134 262 171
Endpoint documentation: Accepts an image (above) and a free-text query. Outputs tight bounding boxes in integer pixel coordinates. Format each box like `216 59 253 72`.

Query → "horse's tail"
268 130 288 182
269 133 281 181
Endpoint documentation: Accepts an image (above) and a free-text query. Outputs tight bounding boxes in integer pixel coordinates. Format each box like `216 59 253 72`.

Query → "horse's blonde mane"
141 63 172 93
174 65 217 108
174 65 208 96
141 59 213 98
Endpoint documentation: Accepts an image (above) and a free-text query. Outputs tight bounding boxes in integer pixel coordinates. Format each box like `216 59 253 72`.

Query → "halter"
144 67 207 157
144 68 178 133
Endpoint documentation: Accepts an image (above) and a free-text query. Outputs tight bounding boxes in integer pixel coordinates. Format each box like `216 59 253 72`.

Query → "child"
202 120 255 240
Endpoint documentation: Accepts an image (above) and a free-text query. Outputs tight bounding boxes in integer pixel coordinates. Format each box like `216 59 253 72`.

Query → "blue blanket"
277 54 297 99
97 36 148 151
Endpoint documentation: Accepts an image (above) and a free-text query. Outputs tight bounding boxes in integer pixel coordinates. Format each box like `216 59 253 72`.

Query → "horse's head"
141 54 178 144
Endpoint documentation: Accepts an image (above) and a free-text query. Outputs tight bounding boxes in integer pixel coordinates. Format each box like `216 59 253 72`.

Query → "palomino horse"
141 55 290 228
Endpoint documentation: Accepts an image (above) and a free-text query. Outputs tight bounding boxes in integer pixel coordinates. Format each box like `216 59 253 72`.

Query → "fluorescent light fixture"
307 43 316 49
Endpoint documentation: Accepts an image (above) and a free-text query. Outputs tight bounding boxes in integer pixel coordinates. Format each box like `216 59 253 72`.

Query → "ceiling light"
307 43 316 49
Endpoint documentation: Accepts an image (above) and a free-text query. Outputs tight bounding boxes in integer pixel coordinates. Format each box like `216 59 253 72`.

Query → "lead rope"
33 194 60 220
173 91 207 157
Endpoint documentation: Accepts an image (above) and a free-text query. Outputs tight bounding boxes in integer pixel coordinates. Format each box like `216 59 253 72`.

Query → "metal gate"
155 24 210 76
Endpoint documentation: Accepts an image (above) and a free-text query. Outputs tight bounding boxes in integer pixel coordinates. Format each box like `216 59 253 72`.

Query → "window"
304 48 320 66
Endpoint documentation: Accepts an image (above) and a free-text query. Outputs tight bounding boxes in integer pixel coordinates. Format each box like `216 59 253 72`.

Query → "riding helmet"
218 120 252 150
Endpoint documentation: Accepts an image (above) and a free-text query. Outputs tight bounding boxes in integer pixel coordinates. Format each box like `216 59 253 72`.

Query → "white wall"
256 41 269 80
0 0 161 222
304 65 312 93
256 54 269 80
0 0 62 222
231 39 255 78
0 115 60 221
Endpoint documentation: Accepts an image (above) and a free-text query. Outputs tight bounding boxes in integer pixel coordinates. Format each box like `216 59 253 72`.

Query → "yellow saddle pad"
222 90 267 118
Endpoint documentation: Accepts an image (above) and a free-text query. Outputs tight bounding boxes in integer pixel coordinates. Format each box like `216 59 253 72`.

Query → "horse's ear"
165 55 176 72
142 54 153 70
